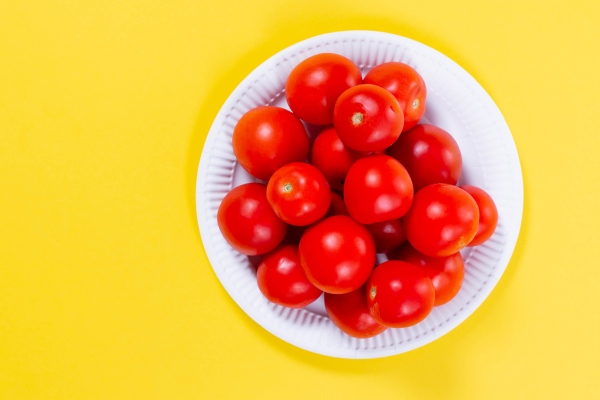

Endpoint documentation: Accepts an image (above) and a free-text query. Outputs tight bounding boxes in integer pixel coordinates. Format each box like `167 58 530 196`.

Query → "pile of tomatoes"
216 53 498 339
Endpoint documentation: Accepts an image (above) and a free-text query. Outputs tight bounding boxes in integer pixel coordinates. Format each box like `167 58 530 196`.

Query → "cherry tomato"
256 244 322 308
391 243 464 306
232 106 309 181
344 154 414 224
367 260 435 328
333 84 404 152
460 185 498 246
267 162 331 226
403 183 479 257
311 126 365 191
299 216 376 294
365 219 406 253
286 53 362 125
324 285 387 338
364 62 427 132
387 124 462 191
327 191 349 217
217 183 287 255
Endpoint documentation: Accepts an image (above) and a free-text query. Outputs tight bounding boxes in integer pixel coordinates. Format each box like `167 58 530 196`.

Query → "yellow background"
1 0 599 398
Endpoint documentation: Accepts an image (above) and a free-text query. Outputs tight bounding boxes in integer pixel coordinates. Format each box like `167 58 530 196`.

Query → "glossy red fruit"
311 126 365 191
324 285 387 338
403 183 479 257
257 244 322 308
460 185 499 246
267 163 331 226
387 124 462 191
365 219 406 253
391 243 464 306
367 260 435 328
364 62 427 132
333 84 404 152
286 53 362 125
232 106 309 181
344 154 414 224
217 183 287 255
299 216 376 294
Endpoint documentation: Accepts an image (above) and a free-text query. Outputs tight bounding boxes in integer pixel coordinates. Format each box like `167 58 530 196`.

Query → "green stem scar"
412 99 420 109
370 286 377 300
283 183 293 193
351 112 363 126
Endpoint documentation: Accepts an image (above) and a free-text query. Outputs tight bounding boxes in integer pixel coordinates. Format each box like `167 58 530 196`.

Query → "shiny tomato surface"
299 216 376 294
217 183 287 255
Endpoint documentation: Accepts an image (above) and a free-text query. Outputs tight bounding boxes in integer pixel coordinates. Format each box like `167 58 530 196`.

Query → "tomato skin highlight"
286 53 362 126
217 183 287 256
460 185 499 246
403 183 479 257
324 285 387 338
267 162 331 226
391 243 464 306
367 260 435 328
364 62 427 132
333 84 404 152
299 216 376 294
387 124 462 192
344 154 414 224
232 106 309 181
257 244 322 308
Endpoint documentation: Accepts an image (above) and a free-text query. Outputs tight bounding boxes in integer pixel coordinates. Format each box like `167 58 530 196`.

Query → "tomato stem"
351 112 363 126
412 99 420 109
283 183 293 193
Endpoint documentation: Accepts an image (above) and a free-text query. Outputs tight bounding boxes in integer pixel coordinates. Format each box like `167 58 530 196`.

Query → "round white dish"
195 30 523 358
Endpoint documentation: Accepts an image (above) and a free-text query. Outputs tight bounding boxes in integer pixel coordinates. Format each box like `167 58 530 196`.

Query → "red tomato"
267 162 331 226
334 84 404 152
299 216 376 294
256 244 322 308
324 285 387 338
391 243 464 306
460 185 498 246
367 260 435 328
364 62 427 132
311 126 365 191
217 183 287 255
327 191 349 217
387 124 462 191
232 106 309 181
286 53 362 125
344 154 414 224
365 219 406 253
403 183 479 257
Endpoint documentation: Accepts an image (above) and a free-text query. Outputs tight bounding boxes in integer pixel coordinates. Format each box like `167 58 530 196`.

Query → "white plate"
195 31 523 358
